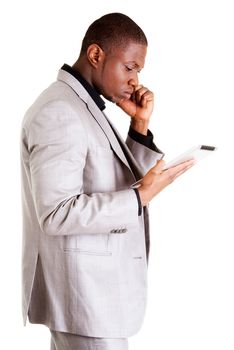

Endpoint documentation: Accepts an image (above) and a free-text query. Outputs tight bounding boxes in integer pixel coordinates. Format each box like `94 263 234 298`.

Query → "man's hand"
117 85 154 135
137 159 195 206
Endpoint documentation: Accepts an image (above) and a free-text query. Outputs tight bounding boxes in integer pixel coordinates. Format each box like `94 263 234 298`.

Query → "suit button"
122 229 127 233
110 229 118 234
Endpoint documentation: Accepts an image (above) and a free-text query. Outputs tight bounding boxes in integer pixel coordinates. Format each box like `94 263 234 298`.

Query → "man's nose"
128 75 138 88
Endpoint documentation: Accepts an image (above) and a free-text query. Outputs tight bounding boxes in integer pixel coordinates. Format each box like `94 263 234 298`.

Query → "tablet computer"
163 145 217 170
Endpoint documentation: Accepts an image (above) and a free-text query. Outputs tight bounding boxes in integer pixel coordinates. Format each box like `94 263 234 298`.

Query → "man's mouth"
123 90 133 99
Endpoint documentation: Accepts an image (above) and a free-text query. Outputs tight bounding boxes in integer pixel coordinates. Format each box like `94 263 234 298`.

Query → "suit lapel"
86 96 133 172
104 113 143 179
57 69 136 177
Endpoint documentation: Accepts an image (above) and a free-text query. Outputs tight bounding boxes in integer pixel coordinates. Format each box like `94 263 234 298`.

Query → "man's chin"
110 97 123 104
101 94 116 103
115 95 130 104
102 94 126 104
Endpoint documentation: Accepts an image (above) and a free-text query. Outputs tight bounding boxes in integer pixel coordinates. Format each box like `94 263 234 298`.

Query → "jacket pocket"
63 234 112 256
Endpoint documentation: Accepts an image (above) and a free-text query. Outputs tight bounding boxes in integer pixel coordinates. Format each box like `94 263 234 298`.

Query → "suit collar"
57 69 89 102
61 64 106 111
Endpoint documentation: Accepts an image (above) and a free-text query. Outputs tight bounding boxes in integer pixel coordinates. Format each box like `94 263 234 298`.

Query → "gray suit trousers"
50 330 129 350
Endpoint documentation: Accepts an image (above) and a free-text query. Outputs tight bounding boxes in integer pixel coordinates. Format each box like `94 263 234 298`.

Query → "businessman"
21 13 194 350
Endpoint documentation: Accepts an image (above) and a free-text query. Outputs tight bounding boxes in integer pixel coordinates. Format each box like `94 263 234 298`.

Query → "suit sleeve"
126 128 164 174
27 100 139 236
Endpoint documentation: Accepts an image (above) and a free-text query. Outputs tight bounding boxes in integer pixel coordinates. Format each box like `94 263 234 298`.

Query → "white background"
0 0 233 349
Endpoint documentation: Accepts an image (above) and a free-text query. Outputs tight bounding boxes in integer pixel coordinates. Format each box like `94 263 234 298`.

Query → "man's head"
80 13 147 55
75 13 148 104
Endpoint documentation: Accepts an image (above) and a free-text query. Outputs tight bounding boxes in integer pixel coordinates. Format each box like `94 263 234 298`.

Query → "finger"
135 88 153 105
170 164 194 181
131 85 143 102
139 91 154 107
130 92 136 103
135 87 149 104
166 159 195 175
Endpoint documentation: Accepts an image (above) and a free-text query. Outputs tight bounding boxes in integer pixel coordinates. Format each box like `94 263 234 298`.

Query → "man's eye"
125 66 132 72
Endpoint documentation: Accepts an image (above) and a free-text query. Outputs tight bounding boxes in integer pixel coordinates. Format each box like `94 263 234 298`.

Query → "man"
21 13 193 350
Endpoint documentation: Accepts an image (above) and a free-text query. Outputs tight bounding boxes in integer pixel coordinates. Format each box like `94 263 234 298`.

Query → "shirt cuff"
133 188 142 216
128 126 162 153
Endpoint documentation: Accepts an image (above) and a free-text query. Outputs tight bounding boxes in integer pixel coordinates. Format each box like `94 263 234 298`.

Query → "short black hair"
80 13 148 55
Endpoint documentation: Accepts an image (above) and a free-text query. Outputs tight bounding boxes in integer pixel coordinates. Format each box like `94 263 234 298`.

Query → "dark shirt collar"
61 64 106 111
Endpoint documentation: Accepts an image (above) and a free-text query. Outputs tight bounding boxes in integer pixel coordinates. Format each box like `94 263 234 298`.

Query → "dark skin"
73 41 194 206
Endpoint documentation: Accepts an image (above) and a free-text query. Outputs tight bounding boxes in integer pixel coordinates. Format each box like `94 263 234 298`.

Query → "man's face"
93 42 147 104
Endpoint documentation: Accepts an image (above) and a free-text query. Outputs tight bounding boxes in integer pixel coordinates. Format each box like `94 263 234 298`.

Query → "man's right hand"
138 159 195 206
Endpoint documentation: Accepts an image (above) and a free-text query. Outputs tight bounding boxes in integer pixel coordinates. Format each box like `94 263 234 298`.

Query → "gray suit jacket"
21 69 163 338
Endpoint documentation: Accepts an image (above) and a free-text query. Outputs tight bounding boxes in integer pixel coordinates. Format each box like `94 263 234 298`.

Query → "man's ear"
87 44 105 68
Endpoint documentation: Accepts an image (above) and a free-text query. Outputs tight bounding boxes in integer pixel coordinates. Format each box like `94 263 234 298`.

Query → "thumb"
153 159 165 174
